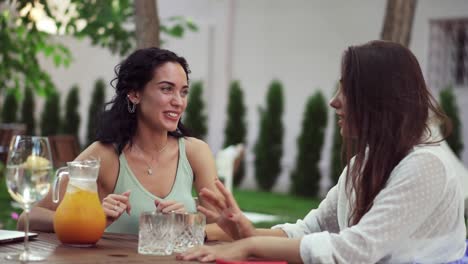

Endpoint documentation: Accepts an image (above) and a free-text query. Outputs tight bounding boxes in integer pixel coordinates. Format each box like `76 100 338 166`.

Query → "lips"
164 111 180 121
336 113 344 127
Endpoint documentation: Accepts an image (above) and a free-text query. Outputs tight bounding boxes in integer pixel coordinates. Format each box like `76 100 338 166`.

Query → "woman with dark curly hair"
22 47 220 234
180 41 466 263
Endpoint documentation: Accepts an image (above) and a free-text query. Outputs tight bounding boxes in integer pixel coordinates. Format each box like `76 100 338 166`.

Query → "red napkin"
216 259 287 264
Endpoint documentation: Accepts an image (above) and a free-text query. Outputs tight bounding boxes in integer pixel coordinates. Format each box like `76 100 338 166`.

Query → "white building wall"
410 0 468 165
40 0 468 193
230 0 386 193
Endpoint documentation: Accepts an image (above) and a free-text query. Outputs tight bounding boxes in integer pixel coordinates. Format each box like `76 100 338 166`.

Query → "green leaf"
0 0 199 97
35 86 47 97
16 25 25 37
186 20 198 31
168 16 184 22
53 54 62 67
43 45 54 57
168 24 184 38
2 9 10 19
35 41 45 53
160 24 168 33
63 57 71 67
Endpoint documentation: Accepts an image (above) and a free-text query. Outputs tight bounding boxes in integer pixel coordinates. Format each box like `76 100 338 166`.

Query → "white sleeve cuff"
300 231 334 264
271 215 322 239
271 223 298 238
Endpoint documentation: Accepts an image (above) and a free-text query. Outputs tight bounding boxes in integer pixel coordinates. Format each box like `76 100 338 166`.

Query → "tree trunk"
380 0 417 47
134 0 160 48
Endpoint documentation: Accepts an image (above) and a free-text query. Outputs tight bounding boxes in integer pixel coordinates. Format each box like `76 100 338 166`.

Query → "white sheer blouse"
274 143 466 263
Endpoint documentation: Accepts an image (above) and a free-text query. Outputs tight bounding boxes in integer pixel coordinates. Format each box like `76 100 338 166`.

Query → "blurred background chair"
215 143 245 192
48 135 80 168
0 123 26 164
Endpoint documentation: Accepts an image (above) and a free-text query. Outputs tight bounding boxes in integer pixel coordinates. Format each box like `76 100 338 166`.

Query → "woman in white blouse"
179 40 467 263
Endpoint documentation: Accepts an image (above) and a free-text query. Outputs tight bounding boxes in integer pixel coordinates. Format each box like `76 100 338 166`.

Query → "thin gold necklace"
133 140 169 176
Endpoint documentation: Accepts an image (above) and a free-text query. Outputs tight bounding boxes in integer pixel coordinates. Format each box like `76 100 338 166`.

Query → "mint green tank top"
106 137 196 234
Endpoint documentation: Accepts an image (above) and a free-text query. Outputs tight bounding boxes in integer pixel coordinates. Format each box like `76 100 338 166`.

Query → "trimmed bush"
223 80 247 187
2 90 18 123
40 92 61 136
290 91 328 197
440 86 463 157
254 80 284 191
330 114 343 186
62 85 81 145
21 87 36 135
184 81 207 139
86 79 106 146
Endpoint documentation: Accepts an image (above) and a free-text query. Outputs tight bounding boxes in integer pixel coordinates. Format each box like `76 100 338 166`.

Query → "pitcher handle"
53 167 69 203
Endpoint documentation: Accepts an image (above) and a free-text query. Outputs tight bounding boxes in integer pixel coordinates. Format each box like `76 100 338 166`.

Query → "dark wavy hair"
96 47 191 154
341 40 451 225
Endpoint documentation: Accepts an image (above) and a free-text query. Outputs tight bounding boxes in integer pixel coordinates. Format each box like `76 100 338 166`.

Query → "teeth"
167 112 178 117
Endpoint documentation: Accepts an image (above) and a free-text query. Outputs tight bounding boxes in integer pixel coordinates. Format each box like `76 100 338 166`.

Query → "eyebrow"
156 81 189 88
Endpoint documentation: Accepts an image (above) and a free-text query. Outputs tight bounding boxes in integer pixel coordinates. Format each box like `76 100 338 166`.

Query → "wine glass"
4 135 53 262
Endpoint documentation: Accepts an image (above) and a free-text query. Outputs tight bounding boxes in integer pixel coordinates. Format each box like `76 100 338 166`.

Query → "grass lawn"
233 188 320 228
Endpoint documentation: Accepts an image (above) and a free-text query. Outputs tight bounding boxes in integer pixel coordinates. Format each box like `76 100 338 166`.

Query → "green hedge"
290 91 328 197
439 86 463 157
86 79 106 146
223 80 247 187
41 92 61 136
21 87 36 135
254 80 284 191
330 113 343 186
62 85 81 145
184 81 207 139
2 89 18 123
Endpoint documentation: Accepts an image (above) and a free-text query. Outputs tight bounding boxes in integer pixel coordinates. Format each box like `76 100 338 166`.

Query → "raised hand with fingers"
198 180 255 240
102 190 131 226
155 200 186 213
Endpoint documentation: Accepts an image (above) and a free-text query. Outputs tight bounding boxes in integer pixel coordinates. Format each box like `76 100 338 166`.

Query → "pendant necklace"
133 141 168 176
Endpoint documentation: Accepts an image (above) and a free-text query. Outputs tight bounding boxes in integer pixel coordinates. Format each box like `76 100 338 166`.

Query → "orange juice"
53 185 106 246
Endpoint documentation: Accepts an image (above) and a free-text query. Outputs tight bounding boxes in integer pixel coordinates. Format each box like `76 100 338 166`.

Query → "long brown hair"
341 40 451 225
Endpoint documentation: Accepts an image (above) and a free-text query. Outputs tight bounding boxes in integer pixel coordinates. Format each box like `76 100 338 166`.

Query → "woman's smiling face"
130 61 189 132
329 80 347 136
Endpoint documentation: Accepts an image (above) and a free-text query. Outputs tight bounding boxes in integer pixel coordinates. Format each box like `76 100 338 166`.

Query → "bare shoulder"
77 142 120 193
183 137 218 186
79 141 120 169
77 141 117 159
184 137 215 168
184 136 211 154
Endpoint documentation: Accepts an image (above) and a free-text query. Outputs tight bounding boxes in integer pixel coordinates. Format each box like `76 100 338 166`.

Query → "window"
428 18 468 89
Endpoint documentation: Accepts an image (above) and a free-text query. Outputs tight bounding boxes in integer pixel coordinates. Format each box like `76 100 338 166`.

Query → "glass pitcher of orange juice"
52 159 106 247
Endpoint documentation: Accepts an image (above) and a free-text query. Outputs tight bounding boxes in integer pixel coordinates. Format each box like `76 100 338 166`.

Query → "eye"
161 86 173 92
181 89 189 97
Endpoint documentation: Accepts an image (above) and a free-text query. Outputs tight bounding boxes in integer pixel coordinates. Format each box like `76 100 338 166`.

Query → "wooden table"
0 232 202 263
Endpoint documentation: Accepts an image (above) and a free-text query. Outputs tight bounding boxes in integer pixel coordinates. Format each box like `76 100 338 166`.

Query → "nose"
171 92 183 106
329 91 341 109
